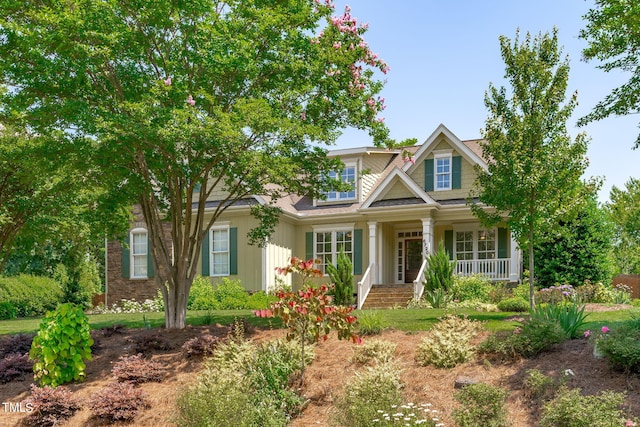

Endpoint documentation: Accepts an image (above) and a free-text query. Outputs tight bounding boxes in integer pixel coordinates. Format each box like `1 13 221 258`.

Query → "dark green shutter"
353 229 363 275
452 156 462 189
229 227 238 275
444 230 454 260
305 232 313 260
498 228 508 259
425 158 434 192
201 231 210 276
147 235 154 278
121 241 130 279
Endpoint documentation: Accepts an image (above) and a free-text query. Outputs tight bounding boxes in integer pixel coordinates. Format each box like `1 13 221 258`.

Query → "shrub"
357 310 385 335
326 247 355 306
540 387 627 427
0 274 63 317
130 332 173 354
56 259 101 309
30 303 93 387
524 369 559 402
488 282 512 303
423 242 456 293
246 291 276 310
478 317 565 359
612 283 632 304
24 384 81 427
369 402 441 426
214 278 249 309
530 303 590 339
535 284 575 305
574 280 614 303
333 362 403 427
188 275 218 310
181 335 220 358
352 339 397 365
111 354 164 384
452 383 508 427
497 297 529 312
0 301 17 320
0 352 33 383
416 315 484 368
89 382 149 423
596 320 640 373
0 333 34 358
423 288 452 308
453 274 492 302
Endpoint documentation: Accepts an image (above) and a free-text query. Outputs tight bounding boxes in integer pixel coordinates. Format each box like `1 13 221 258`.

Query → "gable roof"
361 167 438 209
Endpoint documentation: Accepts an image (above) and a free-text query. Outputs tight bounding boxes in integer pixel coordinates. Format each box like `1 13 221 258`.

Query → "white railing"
357 263 375 309
413 259 428 300
454 259 510 280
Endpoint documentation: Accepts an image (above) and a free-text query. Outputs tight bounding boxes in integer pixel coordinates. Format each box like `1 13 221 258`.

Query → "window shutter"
498 228 508 259
353 229 363 275
424 159 434 192
201 231 210 276
444 230 454 260
452 156 462 189
147 235 154 278
121 240 130 279
229 227 238 275
305 232 313 260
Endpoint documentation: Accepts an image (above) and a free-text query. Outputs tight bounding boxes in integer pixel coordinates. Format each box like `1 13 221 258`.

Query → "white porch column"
509 234 520 282
421 218 434 258
368 221 377 283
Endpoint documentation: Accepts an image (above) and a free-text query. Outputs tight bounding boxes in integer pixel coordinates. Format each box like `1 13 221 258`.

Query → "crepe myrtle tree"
0 0 390 328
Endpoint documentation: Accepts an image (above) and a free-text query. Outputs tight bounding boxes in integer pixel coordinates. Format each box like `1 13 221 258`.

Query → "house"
106 124 521 308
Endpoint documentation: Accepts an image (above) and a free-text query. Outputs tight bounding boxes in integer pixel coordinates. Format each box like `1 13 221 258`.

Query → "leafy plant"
111 354 164 384
497 297 529 312
530 303 590 339
326 247 355 306
369 402 440 426
0 352 33 383
416 315 484 368
452 273 492 302
453 383 508 427
540 387 627 427
0 301 17 320
0 333 34 358
352 339 396 365
29 303 93 387
24 384 81 427
181 335 220 358
524 369 560 402
130 332 173 354
0 274 63 317
423 288 452 308
357 310 385 335
423 241 456 292
478 317 565 360
596 320 640 373
89 382 149 423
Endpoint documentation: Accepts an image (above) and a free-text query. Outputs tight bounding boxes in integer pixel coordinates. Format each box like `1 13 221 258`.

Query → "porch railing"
454 259 510 281
413 259 428 300
357 263 375 309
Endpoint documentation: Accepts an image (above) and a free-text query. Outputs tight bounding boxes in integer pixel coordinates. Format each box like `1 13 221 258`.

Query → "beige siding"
265 220 297 291
382 180 413 200
361 153 394 200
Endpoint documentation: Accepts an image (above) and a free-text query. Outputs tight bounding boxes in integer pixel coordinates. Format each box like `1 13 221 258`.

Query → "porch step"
361 284 414 310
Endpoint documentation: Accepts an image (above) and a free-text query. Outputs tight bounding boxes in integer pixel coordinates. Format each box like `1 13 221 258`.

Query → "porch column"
367 221 377 283
421 218 434 258
509 234 519 282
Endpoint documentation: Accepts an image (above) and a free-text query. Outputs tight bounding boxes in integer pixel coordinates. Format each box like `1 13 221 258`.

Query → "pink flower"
601 326 609 333
187 95 195 106
583 330 591 338
163 76 171 86
300 111 306 121
513 327 521 334
626 420 636 427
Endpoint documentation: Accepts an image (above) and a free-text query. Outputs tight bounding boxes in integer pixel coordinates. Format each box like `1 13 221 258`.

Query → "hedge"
0 275 63 318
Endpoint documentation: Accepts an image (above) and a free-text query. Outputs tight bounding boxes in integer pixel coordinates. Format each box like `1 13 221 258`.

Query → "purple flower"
187 95 195 106
163 76 171 86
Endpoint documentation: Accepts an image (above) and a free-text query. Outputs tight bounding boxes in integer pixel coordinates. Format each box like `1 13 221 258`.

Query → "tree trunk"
528 228 535 311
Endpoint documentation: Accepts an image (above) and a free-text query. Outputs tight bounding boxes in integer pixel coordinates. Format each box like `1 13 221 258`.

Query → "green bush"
416 315 484 368
452 274 492 302
530 303 589 339
540 387 627 427
56 259 101 309
524 369 560 402
0 301 17 320
423 241 455 293
352 339 396 365
452 383 508 427
0 274 63 317
30 303 93 387
333 362 403 427
188 276 250 310
357 310 385 335
246 291 276 310
497 297 529 312
596 320 640 373
423 288 452 308
326 247 354 306
478 317 565 359
574 280 614 303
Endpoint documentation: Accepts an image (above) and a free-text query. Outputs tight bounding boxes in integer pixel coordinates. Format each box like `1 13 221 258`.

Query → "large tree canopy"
0 0 390 328
607 177 640 274
579 0 640 148
471 30 590 308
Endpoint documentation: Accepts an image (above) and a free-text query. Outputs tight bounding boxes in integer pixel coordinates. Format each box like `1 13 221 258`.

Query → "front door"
404 239 423 283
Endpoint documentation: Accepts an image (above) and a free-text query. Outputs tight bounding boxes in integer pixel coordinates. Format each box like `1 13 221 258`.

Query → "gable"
361 167 438 209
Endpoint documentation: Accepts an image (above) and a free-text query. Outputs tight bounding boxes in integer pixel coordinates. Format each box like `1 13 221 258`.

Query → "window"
454 229 497 260
315 229 353 274
477 229 496 259
325 165 357 201
435 155 451 190
210 227 229 276
455 231 474 260
130 228 148 278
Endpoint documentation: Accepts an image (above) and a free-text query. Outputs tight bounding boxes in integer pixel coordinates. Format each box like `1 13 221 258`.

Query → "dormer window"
435 154 452 191
325 163 357 202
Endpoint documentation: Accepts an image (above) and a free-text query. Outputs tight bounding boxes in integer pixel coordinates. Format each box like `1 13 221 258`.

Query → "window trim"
209 225 230 277
313 225 355 275
323 162 358 203
452 226 498 260
130 227 148 279
434 152 452 191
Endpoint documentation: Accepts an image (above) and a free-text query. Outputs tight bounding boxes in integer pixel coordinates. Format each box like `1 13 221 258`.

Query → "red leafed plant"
256 257 360 383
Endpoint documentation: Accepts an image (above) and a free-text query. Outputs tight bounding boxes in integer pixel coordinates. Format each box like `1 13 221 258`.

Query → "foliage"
89 382 149 423
540 387 627 427
524 369 560 402
188 275 219 310
111 353 164 384
130 332 173 355
416 315 484 368
0 301 16 320
579 0 640 148
188 277 268 311
247 291 277 310
0 333 34 358
0 352 33 383
0 274 63 318
368 402 440 427
55 259 102 309
24 384 81 427
357 310 386 335
181 335 220 358
574 280 615 303
535 284 575 304
332 362 403 427
326 247 355 306
612 283 633 304
423 288 453 309
530 303 590 339
478 317 565 360
352 339 397 365
452 274 492 302
423 241 456 293
607 178 640 274
497 297 529 313
30 303 93 387
452 383 508 427
532 196 615 288
596 319 640 373
211 278 250 310
471 29 590 309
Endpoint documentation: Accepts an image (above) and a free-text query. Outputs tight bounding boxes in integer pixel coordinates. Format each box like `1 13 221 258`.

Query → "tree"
607 177 640 274
471 30 590 309
0 0 390 328
579 0 640 148
533 194 615 287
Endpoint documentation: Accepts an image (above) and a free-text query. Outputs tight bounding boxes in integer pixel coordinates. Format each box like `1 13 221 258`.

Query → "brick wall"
612 274 640 299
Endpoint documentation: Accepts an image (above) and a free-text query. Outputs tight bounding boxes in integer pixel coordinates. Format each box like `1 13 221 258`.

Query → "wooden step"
360 284 414 309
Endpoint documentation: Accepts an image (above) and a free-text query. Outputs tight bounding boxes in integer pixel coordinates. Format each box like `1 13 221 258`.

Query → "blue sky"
331 0 639 203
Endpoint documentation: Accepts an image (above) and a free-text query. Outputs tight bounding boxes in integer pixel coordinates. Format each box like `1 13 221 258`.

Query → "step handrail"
413 258 427 300
357 262 375 309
